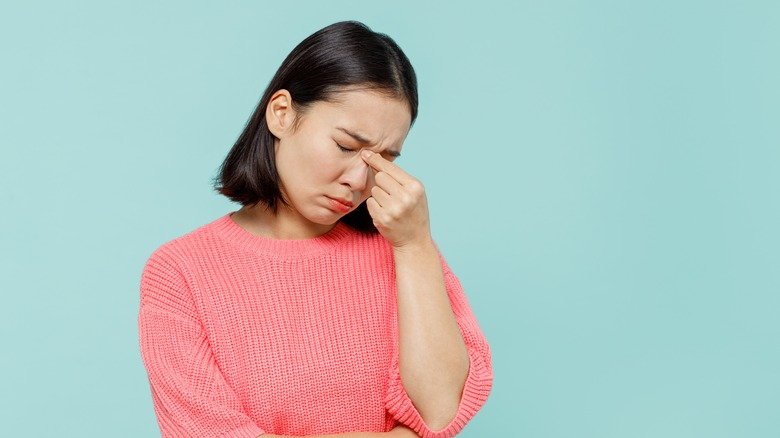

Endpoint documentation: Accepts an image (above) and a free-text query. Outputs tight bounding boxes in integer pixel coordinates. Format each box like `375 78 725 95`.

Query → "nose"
340 157 373 193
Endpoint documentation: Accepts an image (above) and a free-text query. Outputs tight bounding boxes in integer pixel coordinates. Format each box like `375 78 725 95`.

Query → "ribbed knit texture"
137 212 493 438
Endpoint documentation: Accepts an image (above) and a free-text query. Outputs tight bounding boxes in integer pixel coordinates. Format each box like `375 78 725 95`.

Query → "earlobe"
266 89 294 138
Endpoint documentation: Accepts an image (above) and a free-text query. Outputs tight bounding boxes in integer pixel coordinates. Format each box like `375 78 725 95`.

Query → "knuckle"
408 180 423 194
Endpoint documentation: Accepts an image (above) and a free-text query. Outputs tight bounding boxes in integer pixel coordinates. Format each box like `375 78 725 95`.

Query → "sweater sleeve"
384 243 494 438
137 246 266 438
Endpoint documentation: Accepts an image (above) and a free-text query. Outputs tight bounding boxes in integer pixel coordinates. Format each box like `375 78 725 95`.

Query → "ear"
266 89 297 139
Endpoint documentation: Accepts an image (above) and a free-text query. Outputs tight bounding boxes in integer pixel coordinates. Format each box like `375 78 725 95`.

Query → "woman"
138 20 493 438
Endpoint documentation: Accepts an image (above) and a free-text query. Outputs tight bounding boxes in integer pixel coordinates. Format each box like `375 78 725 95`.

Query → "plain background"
1 1 778 437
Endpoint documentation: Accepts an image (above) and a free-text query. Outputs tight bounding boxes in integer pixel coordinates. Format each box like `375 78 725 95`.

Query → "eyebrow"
336 127 401 158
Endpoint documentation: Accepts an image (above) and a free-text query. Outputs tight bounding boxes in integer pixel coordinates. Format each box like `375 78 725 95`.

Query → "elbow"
423 414 455 433
421 396 461 432
423 366 469 431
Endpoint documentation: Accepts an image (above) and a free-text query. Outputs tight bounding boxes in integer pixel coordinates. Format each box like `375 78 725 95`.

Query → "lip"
327 196 353 212
328 196 353 207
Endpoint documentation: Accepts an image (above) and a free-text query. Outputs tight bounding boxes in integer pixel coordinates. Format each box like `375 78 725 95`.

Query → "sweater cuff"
384 347 493 438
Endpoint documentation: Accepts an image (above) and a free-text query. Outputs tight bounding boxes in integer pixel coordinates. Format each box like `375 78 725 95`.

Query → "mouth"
327 196 353 212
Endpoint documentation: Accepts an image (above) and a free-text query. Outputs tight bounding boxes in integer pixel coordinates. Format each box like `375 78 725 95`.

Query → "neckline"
211 211 356 259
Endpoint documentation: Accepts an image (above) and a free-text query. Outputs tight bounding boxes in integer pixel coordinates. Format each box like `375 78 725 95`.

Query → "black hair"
211 20 418 234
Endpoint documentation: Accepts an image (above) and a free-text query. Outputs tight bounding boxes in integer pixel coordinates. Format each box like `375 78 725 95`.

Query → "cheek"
317 154 345 178
302 146 346 184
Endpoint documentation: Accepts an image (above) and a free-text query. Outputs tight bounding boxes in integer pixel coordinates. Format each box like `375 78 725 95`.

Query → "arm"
259 434 383 438
138 246 266 437
357 149 494 437
393 239 470 429
385 239 494 438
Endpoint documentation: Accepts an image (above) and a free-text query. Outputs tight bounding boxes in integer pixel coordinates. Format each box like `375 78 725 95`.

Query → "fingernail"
361 150 373 158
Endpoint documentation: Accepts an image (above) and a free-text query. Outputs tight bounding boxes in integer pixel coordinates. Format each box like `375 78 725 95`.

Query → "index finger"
361 150 414 186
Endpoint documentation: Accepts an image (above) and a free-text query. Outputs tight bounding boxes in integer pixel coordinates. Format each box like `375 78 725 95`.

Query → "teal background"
1 1 778 437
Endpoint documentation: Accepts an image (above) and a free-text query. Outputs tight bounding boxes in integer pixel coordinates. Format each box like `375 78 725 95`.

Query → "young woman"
138 20 493 438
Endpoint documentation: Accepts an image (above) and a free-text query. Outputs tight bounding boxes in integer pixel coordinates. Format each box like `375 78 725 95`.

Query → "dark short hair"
211 20 419 234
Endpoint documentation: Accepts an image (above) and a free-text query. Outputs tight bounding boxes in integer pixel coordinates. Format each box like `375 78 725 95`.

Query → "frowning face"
266 86 412 236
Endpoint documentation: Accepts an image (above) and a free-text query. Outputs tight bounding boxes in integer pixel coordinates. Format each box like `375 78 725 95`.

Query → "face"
266 86 412 234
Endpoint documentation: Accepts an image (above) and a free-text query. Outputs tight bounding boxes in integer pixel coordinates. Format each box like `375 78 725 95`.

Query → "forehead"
310 88 412 144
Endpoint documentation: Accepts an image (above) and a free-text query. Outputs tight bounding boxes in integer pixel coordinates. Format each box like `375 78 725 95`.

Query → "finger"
374 171 403 197
361 150 415 186
366 197 382 223
370 184 392 208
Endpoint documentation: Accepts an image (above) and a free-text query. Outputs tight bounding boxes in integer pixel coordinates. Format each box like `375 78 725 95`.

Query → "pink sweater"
137 212 493 438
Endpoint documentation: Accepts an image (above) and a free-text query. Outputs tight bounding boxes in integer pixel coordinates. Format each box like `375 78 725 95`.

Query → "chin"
305 210 341 226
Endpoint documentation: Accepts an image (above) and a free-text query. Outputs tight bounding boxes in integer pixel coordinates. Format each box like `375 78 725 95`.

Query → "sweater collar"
211 211 357 258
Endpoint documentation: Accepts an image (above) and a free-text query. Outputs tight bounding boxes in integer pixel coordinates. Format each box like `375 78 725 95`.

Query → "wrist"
391 235 434 254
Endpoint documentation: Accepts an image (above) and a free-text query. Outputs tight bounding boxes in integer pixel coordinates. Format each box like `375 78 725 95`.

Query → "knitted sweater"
137 212 493 438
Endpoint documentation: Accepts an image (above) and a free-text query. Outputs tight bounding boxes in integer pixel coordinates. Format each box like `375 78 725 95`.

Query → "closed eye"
336 142 398 161
336 143 354 153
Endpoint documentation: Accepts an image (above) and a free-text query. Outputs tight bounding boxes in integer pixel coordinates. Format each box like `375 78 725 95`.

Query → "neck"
234 203 337 240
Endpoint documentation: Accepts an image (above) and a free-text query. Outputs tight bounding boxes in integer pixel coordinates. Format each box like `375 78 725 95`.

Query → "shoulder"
141 214 228 274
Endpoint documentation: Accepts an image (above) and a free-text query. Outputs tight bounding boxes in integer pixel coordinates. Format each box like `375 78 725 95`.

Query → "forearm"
260 433 387 438
392 238 470 430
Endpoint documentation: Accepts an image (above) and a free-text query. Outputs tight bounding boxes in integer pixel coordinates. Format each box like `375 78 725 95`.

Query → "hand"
388 424 419 437
361 149 432 249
